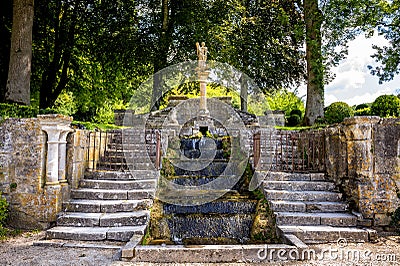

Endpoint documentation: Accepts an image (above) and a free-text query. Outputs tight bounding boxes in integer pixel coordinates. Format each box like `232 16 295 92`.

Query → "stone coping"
121 233 307 263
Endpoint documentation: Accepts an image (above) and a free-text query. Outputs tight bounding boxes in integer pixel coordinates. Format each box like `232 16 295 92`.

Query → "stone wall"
66 130 90 189
0 115 91 229
324 117 400 226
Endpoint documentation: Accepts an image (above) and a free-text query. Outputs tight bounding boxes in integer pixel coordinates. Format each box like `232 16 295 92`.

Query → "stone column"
38 114 73 186
198 70 210 116
58 129 73 183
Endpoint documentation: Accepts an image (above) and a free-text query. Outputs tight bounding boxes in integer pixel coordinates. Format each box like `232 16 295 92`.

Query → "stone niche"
0 115 80 229
325 116 400 226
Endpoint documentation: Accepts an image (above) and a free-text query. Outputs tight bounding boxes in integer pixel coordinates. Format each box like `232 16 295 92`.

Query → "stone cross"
196 42 210 116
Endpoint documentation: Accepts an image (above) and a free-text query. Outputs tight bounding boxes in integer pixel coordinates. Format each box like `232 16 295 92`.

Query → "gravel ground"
0 230 399 266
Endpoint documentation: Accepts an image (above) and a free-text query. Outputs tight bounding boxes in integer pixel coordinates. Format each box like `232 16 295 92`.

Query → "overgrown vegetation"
391 207 400 234
324 101 354 124
0 193 9 238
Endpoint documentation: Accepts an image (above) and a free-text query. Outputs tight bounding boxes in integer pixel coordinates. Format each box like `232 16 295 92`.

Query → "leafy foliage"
355 107 371 116
266 89 305 116
355 103 370 110
371 94 400 117
0 103 38 118
286 114 301 127
368 1 400 83
324 101 354 124
0 193 8 227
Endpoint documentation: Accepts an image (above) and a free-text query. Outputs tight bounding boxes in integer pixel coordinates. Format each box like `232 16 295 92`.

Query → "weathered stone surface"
79 179 156 190
321 117 400 226
264 181 334 191
279 225 369 244
71 188 128 200
57 212 101 227
264 190 342 202
132 244 298 263
165 214 254 244
276 212 356 227
46 226 108 241
121 234 143 258
99 211 149 227
106 225 146 241
163 200 257 215
84 170 159 180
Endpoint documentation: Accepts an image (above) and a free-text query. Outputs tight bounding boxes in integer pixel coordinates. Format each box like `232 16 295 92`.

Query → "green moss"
160 158 175 178
250 191 279 244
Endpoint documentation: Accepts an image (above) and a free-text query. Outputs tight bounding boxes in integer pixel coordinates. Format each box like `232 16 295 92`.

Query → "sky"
298 33 400 107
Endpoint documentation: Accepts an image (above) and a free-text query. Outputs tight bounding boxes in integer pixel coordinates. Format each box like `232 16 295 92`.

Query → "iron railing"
254 129 325 173
87 129 162 171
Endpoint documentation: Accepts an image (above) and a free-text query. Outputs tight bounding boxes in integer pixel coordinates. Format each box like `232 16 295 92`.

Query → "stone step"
256 171 327 182
275 212 357 226
85 170 159 180
107 143 155 151
100 155 157 164
264 190 342 202
63 199 152 213
258 164 320 172
269 200 348 213
162 200 257 215
79 179 156 190
97 162 156 171
163 214 254 244
70 188 155 200
57 211 150 227
104 151 154 158
278 225 371 244
263 181 335 191
46 225 146 242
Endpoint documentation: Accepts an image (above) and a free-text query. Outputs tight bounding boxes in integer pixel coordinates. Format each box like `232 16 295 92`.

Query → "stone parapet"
324 116 400 226
0 115 78 229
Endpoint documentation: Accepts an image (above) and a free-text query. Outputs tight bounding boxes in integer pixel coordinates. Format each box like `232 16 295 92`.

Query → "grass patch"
275 124 327 131
0 228 41 240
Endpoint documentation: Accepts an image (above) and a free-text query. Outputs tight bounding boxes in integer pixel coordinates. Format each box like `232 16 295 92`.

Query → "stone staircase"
45 129 159 244
258 171 375 244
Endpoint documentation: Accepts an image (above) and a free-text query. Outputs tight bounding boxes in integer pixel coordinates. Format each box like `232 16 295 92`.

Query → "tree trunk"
39 1 76 109
5 0 34 105
240 74 248 112
303 0 324 126
151 0 170 111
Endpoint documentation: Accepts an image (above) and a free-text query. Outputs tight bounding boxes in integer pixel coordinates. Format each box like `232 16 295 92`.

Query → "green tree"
266 89 305 117
303 0 387 125
369 0 400 83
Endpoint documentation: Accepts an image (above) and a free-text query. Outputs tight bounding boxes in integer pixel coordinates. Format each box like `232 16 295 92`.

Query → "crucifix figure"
196 42 208 70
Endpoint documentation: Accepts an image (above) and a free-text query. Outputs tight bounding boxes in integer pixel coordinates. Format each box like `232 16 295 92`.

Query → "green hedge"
0 103 38 118
324 102 354 124
0 103 62 119
371 95 400 117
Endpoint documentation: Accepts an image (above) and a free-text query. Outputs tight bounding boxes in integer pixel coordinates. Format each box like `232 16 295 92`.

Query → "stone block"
374 213 392 226
342 121 374 140
346 140 373 177
100 211 149 227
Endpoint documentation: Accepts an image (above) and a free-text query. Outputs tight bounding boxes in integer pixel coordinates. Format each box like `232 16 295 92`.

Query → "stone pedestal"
38 114 73 186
